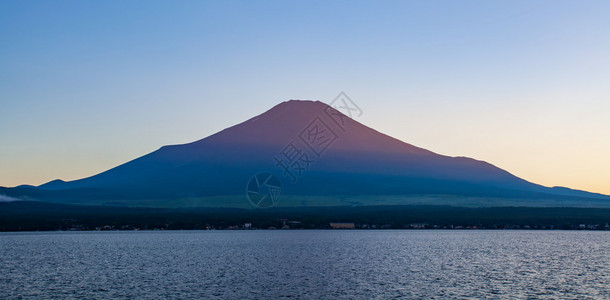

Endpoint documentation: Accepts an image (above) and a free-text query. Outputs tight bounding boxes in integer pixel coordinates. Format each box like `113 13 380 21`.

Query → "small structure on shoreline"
330 222 355 229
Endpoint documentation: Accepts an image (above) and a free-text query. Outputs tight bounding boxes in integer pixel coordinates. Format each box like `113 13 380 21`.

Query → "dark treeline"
1 201 609 231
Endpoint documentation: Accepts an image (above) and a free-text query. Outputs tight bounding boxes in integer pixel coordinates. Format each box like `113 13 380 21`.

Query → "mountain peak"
38 179 66 190
266 99 329 114
285 99 322 103
285 99 325 105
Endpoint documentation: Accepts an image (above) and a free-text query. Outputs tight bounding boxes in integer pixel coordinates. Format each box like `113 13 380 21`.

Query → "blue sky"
1 1 609 194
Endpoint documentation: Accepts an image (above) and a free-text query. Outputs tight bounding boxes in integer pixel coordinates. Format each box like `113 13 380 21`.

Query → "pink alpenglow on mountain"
1 100 608 208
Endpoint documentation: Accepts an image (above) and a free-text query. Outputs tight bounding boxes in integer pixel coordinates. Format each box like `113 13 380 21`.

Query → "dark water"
1 230 609 299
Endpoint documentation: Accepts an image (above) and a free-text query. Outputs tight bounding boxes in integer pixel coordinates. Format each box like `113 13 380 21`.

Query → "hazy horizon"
1 1 609 195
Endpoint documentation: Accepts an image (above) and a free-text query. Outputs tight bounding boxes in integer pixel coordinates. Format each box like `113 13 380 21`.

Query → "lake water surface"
1 230 609 299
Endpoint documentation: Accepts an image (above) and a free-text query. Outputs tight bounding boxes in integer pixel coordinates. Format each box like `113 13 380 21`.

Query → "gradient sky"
1 1 609 195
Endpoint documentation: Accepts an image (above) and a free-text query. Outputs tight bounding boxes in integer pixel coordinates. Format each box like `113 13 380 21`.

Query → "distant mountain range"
1 100 609 208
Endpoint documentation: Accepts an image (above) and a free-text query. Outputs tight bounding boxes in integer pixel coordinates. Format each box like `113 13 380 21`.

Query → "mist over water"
1 230 608 299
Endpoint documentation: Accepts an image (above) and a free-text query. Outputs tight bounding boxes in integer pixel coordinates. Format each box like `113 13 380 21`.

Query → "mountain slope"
2 100 609 208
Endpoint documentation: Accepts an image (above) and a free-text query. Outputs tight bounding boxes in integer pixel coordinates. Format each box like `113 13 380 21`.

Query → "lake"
1 230 609 299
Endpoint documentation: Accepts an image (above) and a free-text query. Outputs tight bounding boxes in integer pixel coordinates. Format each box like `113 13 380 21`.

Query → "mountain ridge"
2 100 608 208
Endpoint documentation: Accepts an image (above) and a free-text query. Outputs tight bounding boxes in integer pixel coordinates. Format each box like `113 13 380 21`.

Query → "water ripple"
1 230 609 299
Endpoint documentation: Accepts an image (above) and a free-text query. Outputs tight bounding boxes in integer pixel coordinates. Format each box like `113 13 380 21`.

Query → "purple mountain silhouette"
2 100 608 207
